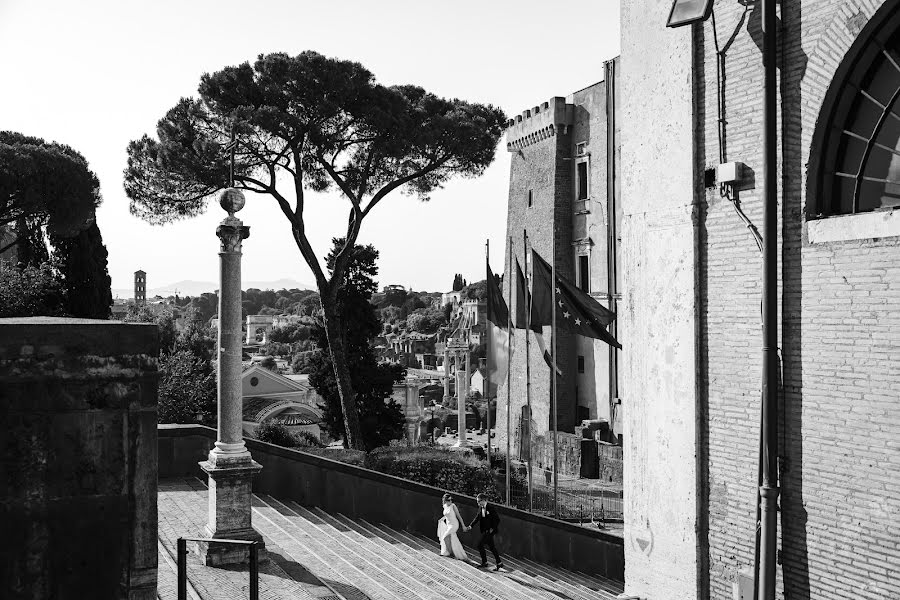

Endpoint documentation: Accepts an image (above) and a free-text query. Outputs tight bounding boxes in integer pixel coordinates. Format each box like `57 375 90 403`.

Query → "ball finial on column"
219 188 246 216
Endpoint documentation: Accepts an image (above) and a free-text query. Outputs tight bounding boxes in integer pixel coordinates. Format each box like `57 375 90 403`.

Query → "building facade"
620 1 900 599
496 63 623 462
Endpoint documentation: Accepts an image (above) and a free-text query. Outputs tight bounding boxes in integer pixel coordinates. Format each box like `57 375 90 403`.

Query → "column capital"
216 218 250 253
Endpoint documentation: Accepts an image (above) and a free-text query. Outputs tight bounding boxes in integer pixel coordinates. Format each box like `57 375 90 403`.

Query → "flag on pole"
530 248 622 349
486 263 511 395
513 259 529 329
515 257 562 375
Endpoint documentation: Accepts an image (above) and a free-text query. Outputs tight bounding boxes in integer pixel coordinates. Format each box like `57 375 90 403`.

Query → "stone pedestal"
197 456 265 566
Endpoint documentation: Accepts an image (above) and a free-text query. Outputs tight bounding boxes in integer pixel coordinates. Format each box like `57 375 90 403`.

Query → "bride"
437 493 469 560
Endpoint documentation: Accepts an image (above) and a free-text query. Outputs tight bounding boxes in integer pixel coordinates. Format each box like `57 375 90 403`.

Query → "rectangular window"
577 162 588 200
577 355 585 373
578 255 590 292
527 189 533 208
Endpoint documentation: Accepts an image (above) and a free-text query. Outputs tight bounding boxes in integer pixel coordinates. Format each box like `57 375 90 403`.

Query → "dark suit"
468 504 502 565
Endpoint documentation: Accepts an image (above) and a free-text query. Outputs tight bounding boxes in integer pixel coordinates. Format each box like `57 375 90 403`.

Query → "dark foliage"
0 261 67 317
50 222 112 319
157 349 216 425
254 421 297 447
364 445 500 501
0 131 100 243
309 239 405 451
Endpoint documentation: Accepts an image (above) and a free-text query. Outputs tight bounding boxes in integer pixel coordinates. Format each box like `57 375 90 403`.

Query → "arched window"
811 5 900 216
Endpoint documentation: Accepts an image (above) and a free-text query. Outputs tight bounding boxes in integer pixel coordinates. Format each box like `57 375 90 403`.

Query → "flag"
513 259 529 329
518 256 562 374
530 248 622 349
486 263 511 396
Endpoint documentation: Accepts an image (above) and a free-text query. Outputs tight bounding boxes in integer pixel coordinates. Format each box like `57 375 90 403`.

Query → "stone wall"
0 317 159 600
619 0 703 597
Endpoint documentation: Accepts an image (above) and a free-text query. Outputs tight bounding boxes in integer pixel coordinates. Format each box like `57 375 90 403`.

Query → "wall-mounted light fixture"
666 0 714 28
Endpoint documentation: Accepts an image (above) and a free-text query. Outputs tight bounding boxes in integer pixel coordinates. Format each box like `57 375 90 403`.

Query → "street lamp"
665 0 713 28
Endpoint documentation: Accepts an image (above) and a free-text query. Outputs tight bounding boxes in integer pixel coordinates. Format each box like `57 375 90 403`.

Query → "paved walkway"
158 478 624 600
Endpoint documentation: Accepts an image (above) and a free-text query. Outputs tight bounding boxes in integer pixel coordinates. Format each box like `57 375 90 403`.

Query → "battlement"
505 96 573 151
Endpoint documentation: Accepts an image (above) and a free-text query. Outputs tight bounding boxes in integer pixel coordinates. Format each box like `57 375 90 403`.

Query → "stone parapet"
0 317 159 600
505 97 573 151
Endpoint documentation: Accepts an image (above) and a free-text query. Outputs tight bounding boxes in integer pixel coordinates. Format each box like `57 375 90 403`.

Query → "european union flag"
530 249 621 349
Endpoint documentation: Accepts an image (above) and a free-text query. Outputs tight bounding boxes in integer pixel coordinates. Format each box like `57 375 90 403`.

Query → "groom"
466 493 504 571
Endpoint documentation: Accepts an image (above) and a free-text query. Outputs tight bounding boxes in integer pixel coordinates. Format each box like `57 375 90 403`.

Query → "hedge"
364 445 500 501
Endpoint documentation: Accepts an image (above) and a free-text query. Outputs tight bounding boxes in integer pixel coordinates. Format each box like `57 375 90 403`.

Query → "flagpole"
506 236 513 507
551 221 559 519
524 230 533 513
485 239 491 468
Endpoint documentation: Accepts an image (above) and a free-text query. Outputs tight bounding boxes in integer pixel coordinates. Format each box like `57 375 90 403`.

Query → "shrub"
299 447 367 466
254 421 297 447
294 430 325 448
364 445 500 501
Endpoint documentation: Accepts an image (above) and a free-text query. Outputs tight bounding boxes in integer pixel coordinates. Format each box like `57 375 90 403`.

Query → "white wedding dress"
437 504 468 560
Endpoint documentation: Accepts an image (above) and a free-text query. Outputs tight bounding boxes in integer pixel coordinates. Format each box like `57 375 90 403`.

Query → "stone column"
443 348 451 402
454 349 469 448
198 188 265 567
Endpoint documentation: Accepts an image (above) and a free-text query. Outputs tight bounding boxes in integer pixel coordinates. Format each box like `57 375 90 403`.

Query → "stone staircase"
158 478 624 600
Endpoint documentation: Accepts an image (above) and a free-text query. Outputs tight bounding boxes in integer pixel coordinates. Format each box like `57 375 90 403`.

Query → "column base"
195 527 266 567
198 457 266 566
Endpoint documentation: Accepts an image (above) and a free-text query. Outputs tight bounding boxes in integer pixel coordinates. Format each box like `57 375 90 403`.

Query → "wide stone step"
157 479 321 600
402 526 619 600
249 497 368 600
307 509 489 600
256 494 430 600
273 497 441 600
350 515 562 600
319 507 549 600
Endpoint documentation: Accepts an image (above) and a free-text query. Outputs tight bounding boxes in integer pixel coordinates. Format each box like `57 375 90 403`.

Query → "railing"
506 465 624 530
176 537 260 600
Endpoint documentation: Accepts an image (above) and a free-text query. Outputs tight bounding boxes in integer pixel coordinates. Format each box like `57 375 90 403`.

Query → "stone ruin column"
443 347 451 402
198 188 265 566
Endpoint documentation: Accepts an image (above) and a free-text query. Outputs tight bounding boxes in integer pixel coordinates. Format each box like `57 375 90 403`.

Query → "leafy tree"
50 222 112 319
124 51 505 449
452 273 466 291
259 355 279 372
0 131 100 256
406 306 447 333
1 132 112 317
124 305 178 354
0 260 67 317
461 279 487 300
253 421 297 447
308 239 405 450
157 349 216 425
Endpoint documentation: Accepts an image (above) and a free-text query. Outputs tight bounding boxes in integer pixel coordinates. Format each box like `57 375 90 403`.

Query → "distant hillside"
112 278 314 299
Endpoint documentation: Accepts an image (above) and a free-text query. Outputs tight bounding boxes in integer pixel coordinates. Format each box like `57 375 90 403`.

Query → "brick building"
619 0 900 599
496 62 623 461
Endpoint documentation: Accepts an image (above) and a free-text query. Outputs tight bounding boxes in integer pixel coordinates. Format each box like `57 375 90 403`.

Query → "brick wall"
695 1 900 599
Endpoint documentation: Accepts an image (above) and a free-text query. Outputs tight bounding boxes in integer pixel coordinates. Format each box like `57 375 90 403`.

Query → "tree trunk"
322 298 363 450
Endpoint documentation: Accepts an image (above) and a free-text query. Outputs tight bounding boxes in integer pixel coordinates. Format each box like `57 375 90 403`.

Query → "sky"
0 0 620 296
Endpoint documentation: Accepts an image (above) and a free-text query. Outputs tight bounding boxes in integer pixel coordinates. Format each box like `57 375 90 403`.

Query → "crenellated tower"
498 59 623 472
